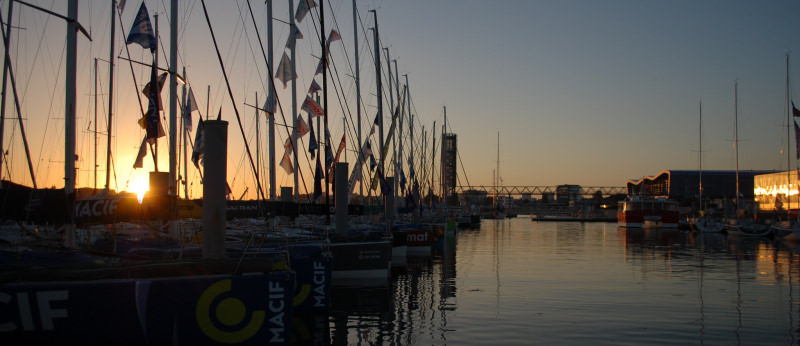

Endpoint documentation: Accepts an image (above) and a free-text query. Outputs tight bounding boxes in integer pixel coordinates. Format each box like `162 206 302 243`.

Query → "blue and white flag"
126 2 156 51
183 87 199 132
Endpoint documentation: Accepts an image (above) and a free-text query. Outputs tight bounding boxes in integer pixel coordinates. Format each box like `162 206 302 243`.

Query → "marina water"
327 218 800 345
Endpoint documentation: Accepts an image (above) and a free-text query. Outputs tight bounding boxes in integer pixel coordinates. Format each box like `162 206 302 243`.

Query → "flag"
313 157 323 201
117 0 127 13
145 58 163 144
275 53 296 88
302 96 324 117
183 87 199 132
325 128 334 171
285 26 303 50
328 134 345 178
264 94 276 115
126 2 156 51
362 140 373 160
308 79 321 95
326 30 341 47
297 116 310 137
314 58 326 75
399 169 406 192
284 136 293 150
370 154 377 171
133 136 148 168
191 118 205 168
795 120 800 160
295 0 318 23
377 168 390 196
280 150 293 174
369 112 379 135
793 101 800 117
308 114 318 159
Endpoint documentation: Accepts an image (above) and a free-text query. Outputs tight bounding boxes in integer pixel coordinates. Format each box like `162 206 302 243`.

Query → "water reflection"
322 220 800 345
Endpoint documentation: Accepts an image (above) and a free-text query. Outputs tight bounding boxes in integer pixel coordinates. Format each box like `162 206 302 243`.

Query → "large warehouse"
625 170 776 201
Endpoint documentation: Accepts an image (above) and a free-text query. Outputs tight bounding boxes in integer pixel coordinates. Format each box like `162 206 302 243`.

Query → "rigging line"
200 0 267 202
234 0 266 94
0 7 38 188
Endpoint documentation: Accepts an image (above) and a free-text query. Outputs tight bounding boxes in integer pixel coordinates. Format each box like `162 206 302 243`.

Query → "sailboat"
723 80 771 237
1 3 297 344
690 100 725 233
771 54 800 240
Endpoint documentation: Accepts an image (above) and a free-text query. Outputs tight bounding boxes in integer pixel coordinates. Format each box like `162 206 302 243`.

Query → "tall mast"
290 0 298 202
0 1 11 184
353 0 362 203
734 80 740 210
267 0 275 200
94 58 98 189
169 0 178 204
786 53 792 213
698 100 702 211
65 0 78 195
153 13 159 171
371 10 383 179
182 68 188 199
105 0 116 190
321 0 330 218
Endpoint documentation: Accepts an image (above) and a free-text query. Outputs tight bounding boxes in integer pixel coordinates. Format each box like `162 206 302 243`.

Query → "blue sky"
3 0 800 198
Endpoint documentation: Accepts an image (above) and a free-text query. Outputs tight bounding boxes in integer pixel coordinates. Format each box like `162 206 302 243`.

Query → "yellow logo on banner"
196 279 265 343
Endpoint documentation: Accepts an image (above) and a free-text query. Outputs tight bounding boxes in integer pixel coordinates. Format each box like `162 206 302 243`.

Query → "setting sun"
132 176 149 204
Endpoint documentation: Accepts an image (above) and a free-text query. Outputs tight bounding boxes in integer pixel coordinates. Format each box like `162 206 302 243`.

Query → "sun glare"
132 177 149 204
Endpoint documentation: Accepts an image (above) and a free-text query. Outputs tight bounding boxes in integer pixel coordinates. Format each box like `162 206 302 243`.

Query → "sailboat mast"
698 100 702 211
182 68 188 199
0 1 11 183
787 53 792 213
734 80 740 210
267 0 275 201
94 58 98 189
65 0 78 195
371 10 383 177
105 0 116 190
169 0 178 204
290 0 298 202
353 0 362 203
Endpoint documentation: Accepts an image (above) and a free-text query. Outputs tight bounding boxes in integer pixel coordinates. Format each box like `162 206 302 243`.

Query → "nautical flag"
275 53 296 88
326 30 341 47
284 136 293 150
377 168 390 196
313 157 323 201
285 26 303 50
308 79 321 95
302 96 324 117
399 168 406 192
362 140 372 160
328 134 346 178
308 114 318 159
795 120 800 159
793 101 800 117
297 115 310 137
264 91 277 115
370 154 377 171
117 0 127 13
369 112 379 135
191 118 205 168
126 2 156 51
142 72 168 111
133 136 148 169
280 150 294 174
325 128 334 171
314 58 327 75
295 0 318 23
183 87 199 132
145 58 163 144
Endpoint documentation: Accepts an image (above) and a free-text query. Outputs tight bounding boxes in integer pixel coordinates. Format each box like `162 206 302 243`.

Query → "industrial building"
625 170 776 201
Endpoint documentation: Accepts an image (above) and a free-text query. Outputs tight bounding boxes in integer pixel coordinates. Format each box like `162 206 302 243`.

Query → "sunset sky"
3 0 800 199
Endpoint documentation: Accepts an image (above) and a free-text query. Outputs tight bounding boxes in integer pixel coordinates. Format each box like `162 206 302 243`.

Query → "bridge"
454 186 627 199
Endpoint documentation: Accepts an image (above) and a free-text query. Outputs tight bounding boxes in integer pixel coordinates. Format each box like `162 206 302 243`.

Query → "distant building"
460 189 488 206
556 184 581 204
625 170 776 200
753 170 800 212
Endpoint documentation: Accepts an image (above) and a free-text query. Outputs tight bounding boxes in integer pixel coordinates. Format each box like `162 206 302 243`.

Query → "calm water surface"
326 218 800 345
